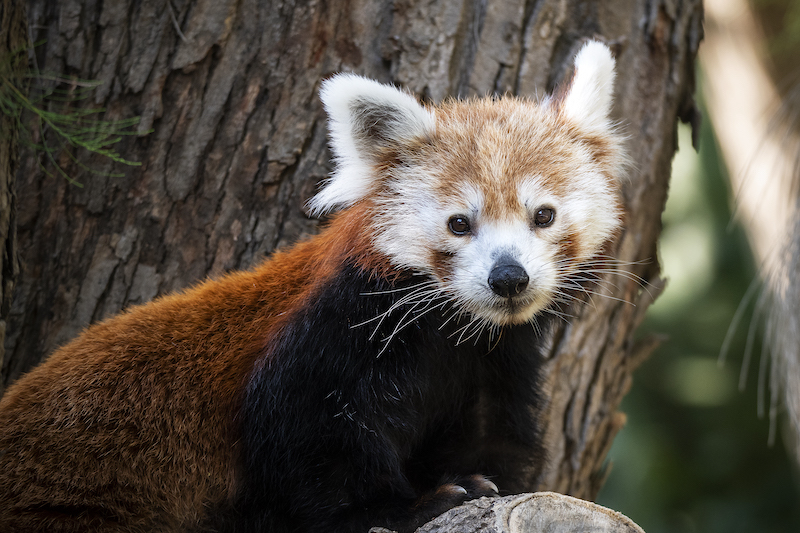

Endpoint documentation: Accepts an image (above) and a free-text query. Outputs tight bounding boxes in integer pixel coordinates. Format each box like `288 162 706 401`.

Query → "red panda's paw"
404 475 499 530
454 474 500 498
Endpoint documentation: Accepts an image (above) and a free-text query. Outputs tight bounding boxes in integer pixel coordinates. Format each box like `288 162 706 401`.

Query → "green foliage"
0 44 144 187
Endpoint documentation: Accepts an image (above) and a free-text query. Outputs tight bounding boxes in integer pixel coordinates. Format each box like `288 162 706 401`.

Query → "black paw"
453 474 500 499
403 475 498 531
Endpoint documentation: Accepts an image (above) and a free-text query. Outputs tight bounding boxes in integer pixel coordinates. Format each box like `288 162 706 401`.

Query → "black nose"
488 260 529 298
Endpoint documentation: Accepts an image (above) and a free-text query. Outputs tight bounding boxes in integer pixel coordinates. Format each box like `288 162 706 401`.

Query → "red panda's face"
367 101 624 326
311 41 625 328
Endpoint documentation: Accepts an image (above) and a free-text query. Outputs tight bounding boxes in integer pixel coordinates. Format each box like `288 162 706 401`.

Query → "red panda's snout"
487 257 529 298
447 229 560 327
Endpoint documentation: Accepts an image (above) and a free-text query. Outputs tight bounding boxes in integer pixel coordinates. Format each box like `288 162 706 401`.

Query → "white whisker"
543 306 574 322
352 281 444 341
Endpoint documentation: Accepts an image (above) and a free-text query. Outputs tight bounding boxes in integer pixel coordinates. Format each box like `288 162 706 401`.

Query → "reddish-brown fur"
428 98 621 221
0 205 377 532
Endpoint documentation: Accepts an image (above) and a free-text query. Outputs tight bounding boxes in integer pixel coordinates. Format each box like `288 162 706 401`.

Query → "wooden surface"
4 0 702 499
372 492 646 533
702 0 800 462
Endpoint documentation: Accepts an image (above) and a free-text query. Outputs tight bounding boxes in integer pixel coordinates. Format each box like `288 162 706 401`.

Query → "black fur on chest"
219 263 551 532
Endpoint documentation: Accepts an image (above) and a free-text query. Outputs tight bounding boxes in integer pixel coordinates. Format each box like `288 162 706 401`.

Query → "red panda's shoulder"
2 201 387 409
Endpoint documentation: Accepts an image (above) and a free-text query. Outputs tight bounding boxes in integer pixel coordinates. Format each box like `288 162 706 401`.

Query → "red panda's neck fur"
258 201 395 314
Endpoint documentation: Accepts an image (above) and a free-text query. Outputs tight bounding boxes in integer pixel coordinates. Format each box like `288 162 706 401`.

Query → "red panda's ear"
307 74 435 217
561 41 616 133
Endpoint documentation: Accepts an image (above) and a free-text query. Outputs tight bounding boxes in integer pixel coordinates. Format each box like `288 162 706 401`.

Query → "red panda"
0 41 624 533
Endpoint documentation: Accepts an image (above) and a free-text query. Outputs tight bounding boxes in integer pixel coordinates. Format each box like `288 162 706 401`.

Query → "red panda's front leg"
224 264 510 533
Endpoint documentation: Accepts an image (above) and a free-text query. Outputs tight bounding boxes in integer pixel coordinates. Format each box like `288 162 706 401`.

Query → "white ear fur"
307 74 435 217
562 41 616 132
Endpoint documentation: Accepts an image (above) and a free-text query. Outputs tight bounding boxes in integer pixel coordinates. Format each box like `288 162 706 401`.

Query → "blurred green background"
597 106 800 531
597 2 800 529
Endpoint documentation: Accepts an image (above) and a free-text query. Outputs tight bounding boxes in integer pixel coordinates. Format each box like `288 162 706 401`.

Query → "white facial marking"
371 163 621 327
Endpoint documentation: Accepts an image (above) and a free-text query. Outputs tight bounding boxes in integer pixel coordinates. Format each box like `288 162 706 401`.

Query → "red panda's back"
0 234 337 532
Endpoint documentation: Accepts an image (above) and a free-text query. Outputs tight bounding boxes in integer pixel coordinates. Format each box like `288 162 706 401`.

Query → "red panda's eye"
534 207 555 227
448 216 471 235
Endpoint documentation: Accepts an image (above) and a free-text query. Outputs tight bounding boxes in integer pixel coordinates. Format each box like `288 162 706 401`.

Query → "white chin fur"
471 294 552 326
454 278 558 327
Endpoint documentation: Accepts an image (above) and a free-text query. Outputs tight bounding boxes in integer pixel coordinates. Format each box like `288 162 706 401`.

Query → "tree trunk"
4 0 701 499
0 0 26 395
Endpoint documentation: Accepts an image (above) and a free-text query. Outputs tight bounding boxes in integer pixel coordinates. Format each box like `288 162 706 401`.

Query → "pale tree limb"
372 492 645 533
702 0 800 458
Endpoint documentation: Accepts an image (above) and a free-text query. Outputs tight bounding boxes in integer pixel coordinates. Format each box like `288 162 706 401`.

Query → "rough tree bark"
3 0 701 505
0 0 25 394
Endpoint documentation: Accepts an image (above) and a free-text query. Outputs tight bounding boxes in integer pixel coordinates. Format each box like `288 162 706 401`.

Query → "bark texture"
0 0 26 391
4 0 701 500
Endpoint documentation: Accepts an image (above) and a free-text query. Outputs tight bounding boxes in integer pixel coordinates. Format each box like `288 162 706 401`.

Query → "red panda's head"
309 41 625 327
